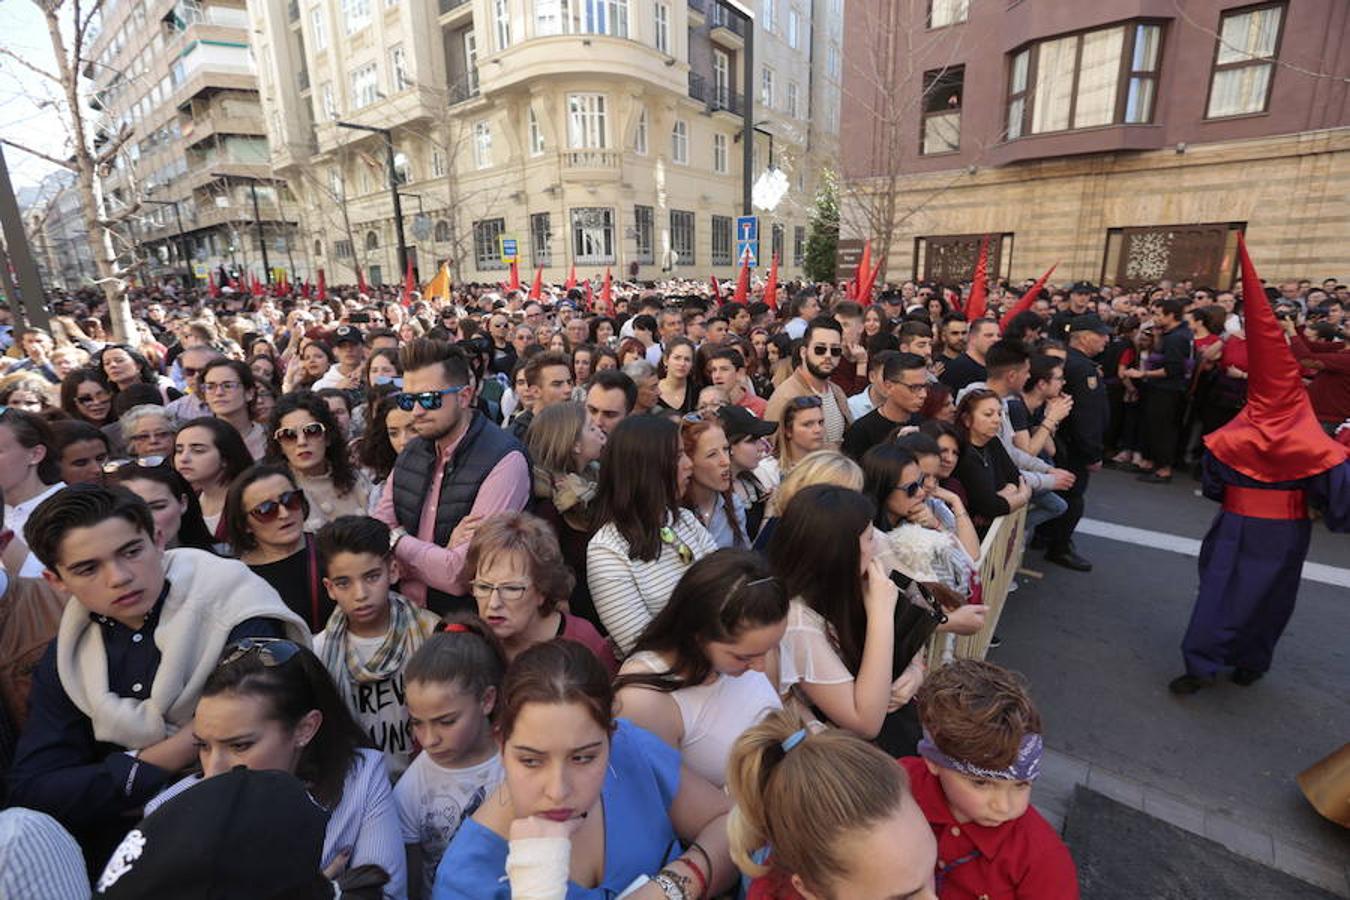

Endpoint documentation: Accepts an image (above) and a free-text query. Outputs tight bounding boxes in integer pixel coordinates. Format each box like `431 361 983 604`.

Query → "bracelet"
675 854 709 899
954 511 969 519
652 870 690 900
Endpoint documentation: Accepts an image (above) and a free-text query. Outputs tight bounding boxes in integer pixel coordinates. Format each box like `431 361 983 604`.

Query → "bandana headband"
917 729 1043 782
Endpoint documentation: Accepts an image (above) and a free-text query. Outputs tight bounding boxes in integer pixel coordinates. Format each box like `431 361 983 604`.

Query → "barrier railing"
925 507 1027 669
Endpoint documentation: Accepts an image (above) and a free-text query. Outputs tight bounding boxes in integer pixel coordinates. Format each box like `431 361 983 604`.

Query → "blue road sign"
736 215 759 267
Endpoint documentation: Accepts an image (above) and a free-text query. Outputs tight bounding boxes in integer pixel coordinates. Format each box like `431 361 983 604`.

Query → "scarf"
533 467 598 532
319 593 440 709
55 549 311 749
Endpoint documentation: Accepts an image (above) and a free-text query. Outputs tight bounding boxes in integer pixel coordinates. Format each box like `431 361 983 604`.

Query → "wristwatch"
389 525 408 551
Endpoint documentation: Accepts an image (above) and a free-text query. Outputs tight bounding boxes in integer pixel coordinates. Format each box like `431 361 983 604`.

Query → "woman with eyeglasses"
773 394 825 473
59 366 115 428
51 420 111 486
267 391 372 532
587 415 717 656
614 549 785 788
954 389 1031 534
119 404 177 460
656 337 699 415
143 639 405 896
225 464 335 633
681 417 748 549
173 417 255 544
107 461 219 552
466 511 616 674
252 379 279 429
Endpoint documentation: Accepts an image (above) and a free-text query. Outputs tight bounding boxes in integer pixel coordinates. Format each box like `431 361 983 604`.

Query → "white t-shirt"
314 629 416 778
5 482 65 577
394 752 504 899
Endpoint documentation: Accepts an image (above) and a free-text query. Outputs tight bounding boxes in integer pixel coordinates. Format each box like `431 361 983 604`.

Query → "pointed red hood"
1203 234 1347 481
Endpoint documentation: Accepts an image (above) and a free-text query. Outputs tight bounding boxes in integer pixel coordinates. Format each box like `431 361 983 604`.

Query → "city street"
992 467 1350 898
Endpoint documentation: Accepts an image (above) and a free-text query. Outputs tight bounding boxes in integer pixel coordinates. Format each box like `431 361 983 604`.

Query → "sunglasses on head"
811 344 844 358
395 385 466 411
220 637 301 668
102 455 167 474
274 422 326 443
249 489 305 522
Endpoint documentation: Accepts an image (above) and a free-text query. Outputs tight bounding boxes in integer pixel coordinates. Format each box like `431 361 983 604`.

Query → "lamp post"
336 121 409 282
211 172 273 283
142 198 194 288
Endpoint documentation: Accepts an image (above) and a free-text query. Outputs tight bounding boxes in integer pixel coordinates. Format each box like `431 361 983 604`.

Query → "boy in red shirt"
903 659 1079 899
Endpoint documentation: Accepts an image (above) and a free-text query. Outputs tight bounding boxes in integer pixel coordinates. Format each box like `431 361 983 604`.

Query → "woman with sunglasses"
267 391 372 532
681 416 748 549
59 367 115 428
225 464 334 633
656 337 699 415
773 394 825 473
173 417 254 543
587 415 717 656
143 639 405 896
107 460 219 552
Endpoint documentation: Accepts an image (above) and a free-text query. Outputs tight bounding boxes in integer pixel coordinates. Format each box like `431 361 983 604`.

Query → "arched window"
434 220 450 242
313 239 323 257
365 230 380 250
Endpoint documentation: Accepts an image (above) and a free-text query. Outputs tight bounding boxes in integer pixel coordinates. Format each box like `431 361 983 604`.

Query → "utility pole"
0 144 52 330
212 173 274 283
143 198 194 288
337 121 409 280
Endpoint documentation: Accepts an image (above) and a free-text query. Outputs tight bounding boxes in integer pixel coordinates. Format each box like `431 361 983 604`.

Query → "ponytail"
404 614 508 717
726 710 910 893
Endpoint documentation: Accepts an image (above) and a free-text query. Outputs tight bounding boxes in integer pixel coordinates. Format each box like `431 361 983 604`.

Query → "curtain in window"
1073 26 1123 128
1209 65 1272 117
1032 36 1075 133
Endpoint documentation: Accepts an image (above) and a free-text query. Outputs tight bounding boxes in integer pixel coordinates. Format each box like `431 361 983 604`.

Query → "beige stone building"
249 0 842 286
840 0 1350 288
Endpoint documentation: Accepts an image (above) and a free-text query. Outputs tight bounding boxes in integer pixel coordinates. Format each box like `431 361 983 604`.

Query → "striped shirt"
586 510 717 656
0 808 88 900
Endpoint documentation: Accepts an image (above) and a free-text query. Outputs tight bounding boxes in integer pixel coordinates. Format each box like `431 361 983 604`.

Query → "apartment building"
840 0 1350 288
250 0 842 286
88 0 298 285
20 171 98 290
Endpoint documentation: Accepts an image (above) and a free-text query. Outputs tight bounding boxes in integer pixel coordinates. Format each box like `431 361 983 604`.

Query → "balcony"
438 0 471 18
687 0 706 23
298 69 310 92
688 72 707 103
447 79 480 105
710 6 745 48
287 0 299 22
710 90 745 118
560 149 621 181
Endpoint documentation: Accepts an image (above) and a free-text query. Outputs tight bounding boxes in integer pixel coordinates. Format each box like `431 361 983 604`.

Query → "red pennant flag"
508 259 521 293
317 268 327 301
564 265 577 291
965 236 990 320
528 266 544 301
227 273 240 291
764 254 780 312
251 274 264 297
583 278 594 311
709 274 723 303
733 247 752 303
851 240 872 302
859 254 881 308
601 267 614 316
300 279 311 299
207 271 220 299
999 262 1059 331
357 267 368 295
401 255 415 307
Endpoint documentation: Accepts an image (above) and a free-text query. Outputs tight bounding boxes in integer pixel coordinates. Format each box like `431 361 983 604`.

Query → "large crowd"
0 267 1345 899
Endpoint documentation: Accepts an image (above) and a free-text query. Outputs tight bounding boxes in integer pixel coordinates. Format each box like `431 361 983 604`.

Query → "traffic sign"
736 215 758 268
499 236 518 264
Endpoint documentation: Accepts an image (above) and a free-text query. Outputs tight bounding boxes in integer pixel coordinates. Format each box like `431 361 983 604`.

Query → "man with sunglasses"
374 339 529 615
764 315 854 450
842 352 930 461
7 485 310 869
485 312 517 377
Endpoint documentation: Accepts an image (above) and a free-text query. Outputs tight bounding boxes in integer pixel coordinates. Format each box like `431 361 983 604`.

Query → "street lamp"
142 197 194 288
211 172 273 283
336 121 410 281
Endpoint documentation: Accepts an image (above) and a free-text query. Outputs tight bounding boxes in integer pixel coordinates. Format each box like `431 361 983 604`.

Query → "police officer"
1040 314 1110 571
1048 282 1098 343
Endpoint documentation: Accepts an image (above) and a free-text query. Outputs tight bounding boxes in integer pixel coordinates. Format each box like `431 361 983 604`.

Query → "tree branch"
0 137 76 171
0 45 59 83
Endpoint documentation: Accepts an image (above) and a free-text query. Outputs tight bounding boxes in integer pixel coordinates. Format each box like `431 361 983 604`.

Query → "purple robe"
1182 454 1350 678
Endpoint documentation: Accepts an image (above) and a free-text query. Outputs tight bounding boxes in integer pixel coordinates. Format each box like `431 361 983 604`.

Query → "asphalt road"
988 467 1350 887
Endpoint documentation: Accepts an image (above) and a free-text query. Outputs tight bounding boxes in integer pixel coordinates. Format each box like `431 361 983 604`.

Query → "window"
634 106 648 154
921 66 962 155
531 212 552 266
760 66 774 108
670 210 694 266
634 205 654 262
321 82 337 119
342 0 371 34
654 1 669 53
366 230 380 250
761 0 774 32
712 50 730 107
914 233 1013 283
571 207 615 264
494 0 511 50
826 43 840 79
786 81 799 117
567 94 608 148
310 7 327 50
1008 22 1163 138
328 166 344 198
1207 4 1282 118
713 133 728 174
711 215 733 265
771 223 784 264
671 119 688 164
473 218 507 269
463 31 479 95
334 239 353 258
928 0 967 28
787 9 799 48
536 0 629 37
536 0 563 34
432 147 447 177
528 107 545 155
793 225 805 265
474 120 493 168
350 62 378 109
434 220 451 242
390 45 410 92
1102 223 1243 290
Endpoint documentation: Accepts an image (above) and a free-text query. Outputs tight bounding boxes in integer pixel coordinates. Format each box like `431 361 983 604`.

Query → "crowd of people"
0 266 1345 898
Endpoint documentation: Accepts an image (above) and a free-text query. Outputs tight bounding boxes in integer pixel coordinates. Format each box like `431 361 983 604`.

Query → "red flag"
946 286 963 314
764 254 779 312
999 263 1059 331
733 247 752 303
965 236 990 320
709 274 723 303
528 266 544 301
207 271 220 299
508 259 521 293
317 268 327 301
583 278 594 311
564 265 577 291
601 267 614 316
300 279 311 299
851 240 872 302
401 255 415 307
859 254 881 308
251 274 264 297
357 267 368 295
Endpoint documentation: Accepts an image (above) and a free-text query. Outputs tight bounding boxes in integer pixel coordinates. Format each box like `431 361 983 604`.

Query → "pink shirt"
374 424 531 606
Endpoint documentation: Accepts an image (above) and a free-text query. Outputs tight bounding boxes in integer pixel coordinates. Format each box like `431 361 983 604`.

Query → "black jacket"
1057 347 1109 467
